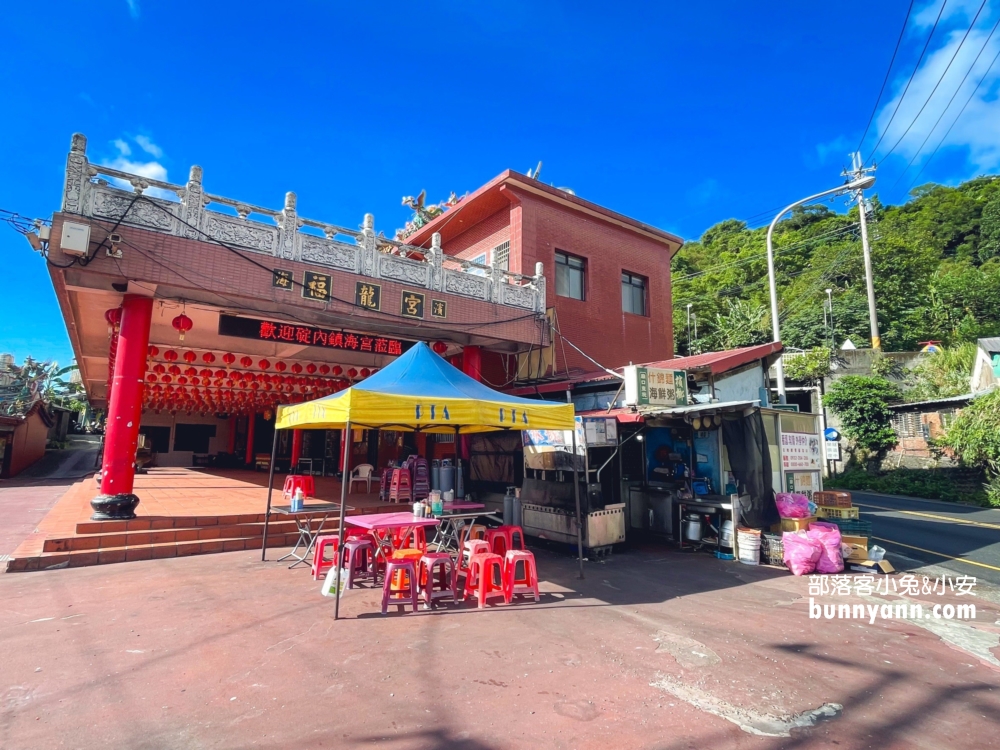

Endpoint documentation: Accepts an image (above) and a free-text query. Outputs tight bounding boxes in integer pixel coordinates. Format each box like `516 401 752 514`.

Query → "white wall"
140 412 231 467
715 365 764 404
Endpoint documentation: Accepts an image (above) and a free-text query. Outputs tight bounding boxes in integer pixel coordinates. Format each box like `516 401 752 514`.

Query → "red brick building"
405 172 683 384
40 135 682 519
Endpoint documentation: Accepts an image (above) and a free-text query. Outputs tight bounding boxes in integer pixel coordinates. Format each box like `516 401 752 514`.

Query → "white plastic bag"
321 566 350 598
868 545 886 562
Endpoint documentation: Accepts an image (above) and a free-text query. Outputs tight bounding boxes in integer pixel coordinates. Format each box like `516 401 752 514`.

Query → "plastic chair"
458 539 490 584
343 538 377 588
393 526 427 553
379 467 394 502
464 552 506 608
503 549 540 602
311 535 339 581
282 474 315 499
349 464 375 493
418 553 457 607
388 467 413 504
411 457 430 501
381 559 419 614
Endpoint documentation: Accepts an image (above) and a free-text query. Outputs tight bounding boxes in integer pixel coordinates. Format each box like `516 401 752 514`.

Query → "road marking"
873 536 1000 573
856 503 1000 531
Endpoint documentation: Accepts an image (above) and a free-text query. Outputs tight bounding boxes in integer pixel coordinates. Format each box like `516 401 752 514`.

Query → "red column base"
91 493 140 520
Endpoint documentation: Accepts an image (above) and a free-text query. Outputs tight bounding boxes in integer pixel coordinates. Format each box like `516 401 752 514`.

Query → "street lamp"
766 175 875 403
686 303 693 355
825 288 834 350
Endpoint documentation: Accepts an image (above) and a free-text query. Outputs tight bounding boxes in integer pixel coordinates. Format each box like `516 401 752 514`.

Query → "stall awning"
637 400 758 420
576 407 644 424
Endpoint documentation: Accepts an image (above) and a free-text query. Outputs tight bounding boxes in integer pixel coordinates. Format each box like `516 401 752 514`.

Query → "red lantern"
200 368 212 378
168 364 181 375
171 313 193 342
146 373 157 383
164 350 178 362
162 375 172 384
153 363 166 374
240 356 253 368
305 363 317 375
202 352 216 364
348 368 358 379
290 363 302 374
432 341 448 355
214 369 226 379
178 376 189 385
273 361 285 372
319 364 330 375
182 351 196 364
332 365 343 376
105 307 122 336
222 353 235 366
148 345 159 358
360 368 371 377
259 359 271 370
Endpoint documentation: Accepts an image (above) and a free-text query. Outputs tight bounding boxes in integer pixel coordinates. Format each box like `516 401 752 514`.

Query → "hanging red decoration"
152 363 165 374
259 359 271 370
289 363 301 374
202 352 216 364
148 345 159 358
432 341 448 355
183 351 197 364
168 364 181 375
178 376 189 385
318 364 330 375
240 356 253 368
332 365 343 376
305 363 317 375
171 313 193 342
274 361 286 372
146 373 157 383
164 350 178 362
360 368 371 377
348 368 358 379
105 308 122 337
162 375 172 384
214 369 227 379
199 368 212 378
222 352 235 366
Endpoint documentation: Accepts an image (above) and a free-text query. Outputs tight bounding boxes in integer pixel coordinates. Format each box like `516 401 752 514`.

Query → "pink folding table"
345 512 441 565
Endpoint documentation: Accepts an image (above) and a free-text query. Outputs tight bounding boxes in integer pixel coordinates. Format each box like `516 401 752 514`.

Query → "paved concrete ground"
2 542 999 749
852 491 1000 587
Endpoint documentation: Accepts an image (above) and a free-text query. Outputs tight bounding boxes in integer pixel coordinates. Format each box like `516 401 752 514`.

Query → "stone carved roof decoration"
60 134 546 313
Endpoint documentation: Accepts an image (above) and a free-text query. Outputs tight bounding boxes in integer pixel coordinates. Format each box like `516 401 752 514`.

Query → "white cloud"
112 138 131 157
126 0 139 19
873 8 1000 175
914 0 983 28
134 134 163 158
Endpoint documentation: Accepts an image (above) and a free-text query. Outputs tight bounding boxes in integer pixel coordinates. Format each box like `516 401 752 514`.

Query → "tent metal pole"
567 389 584 579
260 426 279 561
334 421 352 621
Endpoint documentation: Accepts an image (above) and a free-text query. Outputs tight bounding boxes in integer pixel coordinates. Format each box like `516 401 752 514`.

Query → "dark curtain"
721 411 778 528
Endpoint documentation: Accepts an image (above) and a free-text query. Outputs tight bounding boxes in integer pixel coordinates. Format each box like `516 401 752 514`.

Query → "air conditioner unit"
59 221 91 257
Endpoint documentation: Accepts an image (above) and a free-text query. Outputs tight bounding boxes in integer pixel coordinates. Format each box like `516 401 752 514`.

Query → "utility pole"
844 153 881 350
686 303 693 355
825 288 834 350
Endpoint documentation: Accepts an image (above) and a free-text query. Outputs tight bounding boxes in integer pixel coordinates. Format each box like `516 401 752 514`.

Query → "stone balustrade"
62 134 546 313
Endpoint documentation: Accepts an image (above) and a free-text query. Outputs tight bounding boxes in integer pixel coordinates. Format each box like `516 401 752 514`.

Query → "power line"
879 0 988 163
858 0 917 153
867 0 949 162
907 33 1000 190
891 13 1000 190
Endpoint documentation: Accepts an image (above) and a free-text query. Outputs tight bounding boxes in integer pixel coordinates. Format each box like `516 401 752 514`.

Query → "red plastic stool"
282 474 316 499
486 528 510 557
418 553 457 607
311 535 339 580
381 559 418 614
394 526 427 552
388 468 413 503
503 549 540 602
343 538 376 588
458 539 489 579
503 525 526 551
465 552 506 608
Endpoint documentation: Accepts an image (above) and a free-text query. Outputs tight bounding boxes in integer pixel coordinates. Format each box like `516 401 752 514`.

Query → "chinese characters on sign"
303 271 331 302
781 432 822 470
272 269 293 291
356 282 381 311
809 573 977 597
217 314 410 356
624 366 688 407
431 299 447 319
400 290 425 319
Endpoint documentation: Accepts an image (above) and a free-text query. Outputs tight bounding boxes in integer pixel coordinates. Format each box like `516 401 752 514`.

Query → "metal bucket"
683 513 703 542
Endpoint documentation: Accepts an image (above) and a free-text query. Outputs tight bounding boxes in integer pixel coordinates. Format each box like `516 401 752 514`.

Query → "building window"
622 271 647 315
493 241 510 271
555 251 586 300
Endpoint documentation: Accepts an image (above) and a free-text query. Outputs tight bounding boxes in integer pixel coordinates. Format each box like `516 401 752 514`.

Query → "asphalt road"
851 490 1000 588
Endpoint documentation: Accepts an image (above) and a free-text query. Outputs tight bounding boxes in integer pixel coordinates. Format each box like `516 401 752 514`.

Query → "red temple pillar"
245 412 256 466
91 295 153 520
227 416 237 455
291 429 303 470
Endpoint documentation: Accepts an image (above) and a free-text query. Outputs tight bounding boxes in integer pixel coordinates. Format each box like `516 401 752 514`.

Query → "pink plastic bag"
775 492 810 519
782 531 822 576
807 521 844 574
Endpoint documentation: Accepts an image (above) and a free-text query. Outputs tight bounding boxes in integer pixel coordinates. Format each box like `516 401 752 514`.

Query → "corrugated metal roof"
889 393 977 410
640 342 784 375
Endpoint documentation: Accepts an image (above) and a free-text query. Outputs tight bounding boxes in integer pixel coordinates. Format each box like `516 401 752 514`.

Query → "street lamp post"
825 288 834 350
686 303 693 355
766 175 875 403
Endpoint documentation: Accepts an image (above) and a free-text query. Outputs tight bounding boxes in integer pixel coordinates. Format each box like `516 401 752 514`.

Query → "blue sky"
2 1 999 365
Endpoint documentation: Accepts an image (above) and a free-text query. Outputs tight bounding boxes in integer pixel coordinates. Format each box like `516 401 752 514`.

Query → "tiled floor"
6 467 394 570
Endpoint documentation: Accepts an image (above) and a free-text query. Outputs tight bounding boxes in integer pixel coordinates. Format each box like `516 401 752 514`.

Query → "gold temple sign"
272 269 294 291
431 299 447 319
355 281 381 311
302 271 331 302
400 290 425 319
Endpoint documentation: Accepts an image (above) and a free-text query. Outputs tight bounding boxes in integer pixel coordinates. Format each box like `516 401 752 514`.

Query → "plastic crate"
813 490 852 508
761 533 785 567
816 505 860 520
826 517 873 537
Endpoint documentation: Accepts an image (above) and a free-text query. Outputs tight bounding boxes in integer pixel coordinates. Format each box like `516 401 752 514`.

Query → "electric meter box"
59 221 91 257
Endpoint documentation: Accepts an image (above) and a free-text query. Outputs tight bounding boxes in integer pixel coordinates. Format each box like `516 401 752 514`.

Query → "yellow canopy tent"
260 342 579 617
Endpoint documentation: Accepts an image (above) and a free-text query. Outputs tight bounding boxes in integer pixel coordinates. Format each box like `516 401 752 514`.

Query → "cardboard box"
849 560 895 574
840 534 868 562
